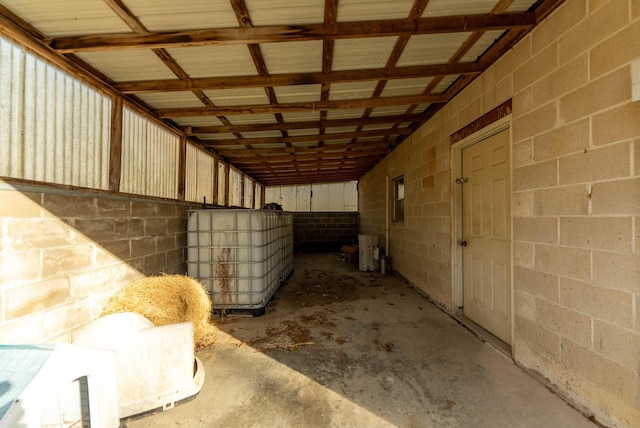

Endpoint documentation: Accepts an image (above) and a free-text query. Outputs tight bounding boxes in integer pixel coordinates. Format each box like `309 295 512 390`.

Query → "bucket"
380 256 388 275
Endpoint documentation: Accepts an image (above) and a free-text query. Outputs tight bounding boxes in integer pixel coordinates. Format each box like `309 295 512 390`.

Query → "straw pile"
101 274 216 348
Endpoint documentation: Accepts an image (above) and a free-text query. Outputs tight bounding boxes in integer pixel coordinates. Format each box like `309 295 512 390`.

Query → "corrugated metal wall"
0 36 111 189
228 168 242 207
244 176 254 208
120 106 179 199
185 142 216 204
265 181 358 212
217 162 227 205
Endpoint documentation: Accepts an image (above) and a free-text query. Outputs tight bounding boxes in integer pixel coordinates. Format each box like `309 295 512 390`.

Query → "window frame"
393 175 405 223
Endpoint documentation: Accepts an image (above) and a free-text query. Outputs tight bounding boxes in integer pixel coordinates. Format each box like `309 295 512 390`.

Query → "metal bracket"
455 177 468 184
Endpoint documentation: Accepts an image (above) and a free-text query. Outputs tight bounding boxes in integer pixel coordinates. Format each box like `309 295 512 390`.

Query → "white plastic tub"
187 209 293 311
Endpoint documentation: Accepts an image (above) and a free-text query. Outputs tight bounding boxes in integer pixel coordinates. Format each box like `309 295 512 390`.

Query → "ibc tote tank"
187 209 293 313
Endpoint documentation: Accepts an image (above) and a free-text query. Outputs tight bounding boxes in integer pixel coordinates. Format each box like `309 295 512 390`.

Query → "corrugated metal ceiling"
0 0 564 186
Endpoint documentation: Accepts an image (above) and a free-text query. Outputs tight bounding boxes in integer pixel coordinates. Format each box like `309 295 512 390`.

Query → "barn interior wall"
359 0 640 426
292 212 359 252
0 180 197 344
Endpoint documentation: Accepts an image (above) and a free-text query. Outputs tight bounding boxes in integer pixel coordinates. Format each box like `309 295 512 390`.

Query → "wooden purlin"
49 13 538 52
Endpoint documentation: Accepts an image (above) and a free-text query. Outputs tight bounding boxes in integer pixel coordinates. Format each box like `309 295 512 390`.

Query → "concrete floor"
125 253 593 428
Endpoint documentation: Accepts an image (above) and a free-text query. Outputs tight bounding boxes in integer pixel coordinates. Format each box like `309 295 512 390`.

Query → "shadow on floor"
126 253 593 428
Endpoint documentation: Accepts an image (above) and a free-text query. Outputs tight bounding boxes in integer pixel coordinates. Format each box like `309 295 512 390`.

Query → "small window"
393 176 404 222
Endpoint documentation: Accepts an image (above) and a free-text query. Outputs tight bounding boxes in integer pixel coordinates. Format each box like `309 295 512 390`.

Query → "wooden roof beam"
115 63 481 93
185 113 425 134
202 128 410 147
50 13 537 53
158 93 447 117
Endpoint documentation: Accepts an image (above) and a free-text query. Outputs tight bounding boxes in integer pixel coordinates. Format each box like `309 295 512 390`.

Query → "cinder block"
560 66 631 123
562 339 636 405
74 218 116 242
593 251 640 292
43 193 94 218
144 218 168 236
495 35 531 82
512 101 558 143
512 87 533 118
100 239 131 260
531 0 586 55
513 191 534 217
156 234 176 252
483 75 513 114
560 277 633 327
593 102 640 147
4 277 70 320
560 216 632 252
0 313 42 344
40 298 93 342
128 218 145 238
156 203 177 218
533 119 590 162
514 44 559 93
97 198 130 218
144 253 167 275
513 139 533 168
69 266 115 298
560 143 630 185
130 237 157 258
513 159 557 191
592 178 640 215
533 185 589 216
633 0 640 18
532 54 588 106
515 289 536 321
514 216 558 244
590 20 640 79
535 299 591 346
130 200 156 217
559 0 630 64
0 190 43 218
0 250 42 286
515 315 561 361
42 245 95 277
535 244 591 282
514 241 534 268
420 175 435 190
4 218 73 252
593 320 640 369
459 98 482 129
514 266 559 301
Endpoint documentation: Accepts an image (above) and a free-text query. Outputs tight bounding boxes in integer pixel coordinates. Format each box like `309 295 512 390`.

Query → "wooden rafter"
202 128 411 147
49 13 537 53
158 93 448 117
115 63 481 93
184 113 425 134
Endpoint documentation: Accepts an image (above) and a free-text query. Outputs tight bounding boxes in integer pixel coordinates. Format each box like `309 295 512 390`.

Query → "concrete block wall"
359 0 640 426
0 180 197 344
292 212 359 252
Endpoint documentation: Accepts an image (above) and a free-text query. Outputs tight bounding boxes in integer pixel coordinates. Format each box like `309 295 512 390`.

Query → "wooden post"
177 135 187 201
108 96 123 192
213 157 219 206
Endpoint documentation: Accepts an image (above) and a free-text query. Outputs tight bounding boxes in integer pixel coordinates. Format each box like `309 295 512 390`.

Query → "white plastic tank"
187 209 293 311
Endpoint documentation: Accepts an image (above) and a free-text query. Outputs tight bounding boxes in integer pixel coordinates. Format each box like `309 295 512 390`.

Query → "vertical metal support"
213 157 219 206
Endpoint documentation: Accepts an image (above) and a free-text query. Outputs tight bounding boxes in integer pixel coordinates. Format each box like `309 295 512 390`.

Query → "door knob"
458 240 467 247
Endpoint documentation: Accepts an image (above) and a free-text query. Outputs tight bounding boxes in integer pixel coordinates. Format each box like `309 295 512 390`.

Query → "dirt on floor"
124 253 592 428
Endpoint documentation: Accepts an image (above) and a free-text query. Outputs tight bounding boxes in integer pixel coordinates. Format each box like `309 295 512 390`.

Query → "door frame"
450 115 513 346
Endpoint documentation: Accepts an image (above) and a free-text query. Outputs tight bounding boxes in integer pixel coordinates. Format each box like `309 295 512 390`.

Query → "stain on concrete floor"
125 253 593 428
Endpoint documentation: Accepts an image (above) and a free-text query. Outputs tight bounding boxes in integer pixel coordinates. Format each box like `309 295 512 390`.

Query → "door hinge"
455 177 468 184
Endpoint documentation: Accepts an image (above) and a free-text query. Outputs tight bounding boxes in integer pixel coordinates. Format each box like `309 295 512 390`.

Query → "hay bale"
101 274 216 348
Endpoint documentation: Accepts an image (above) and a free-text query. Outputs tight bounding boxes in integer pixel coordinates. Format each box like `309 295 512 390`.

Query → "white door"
461 129 511 344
